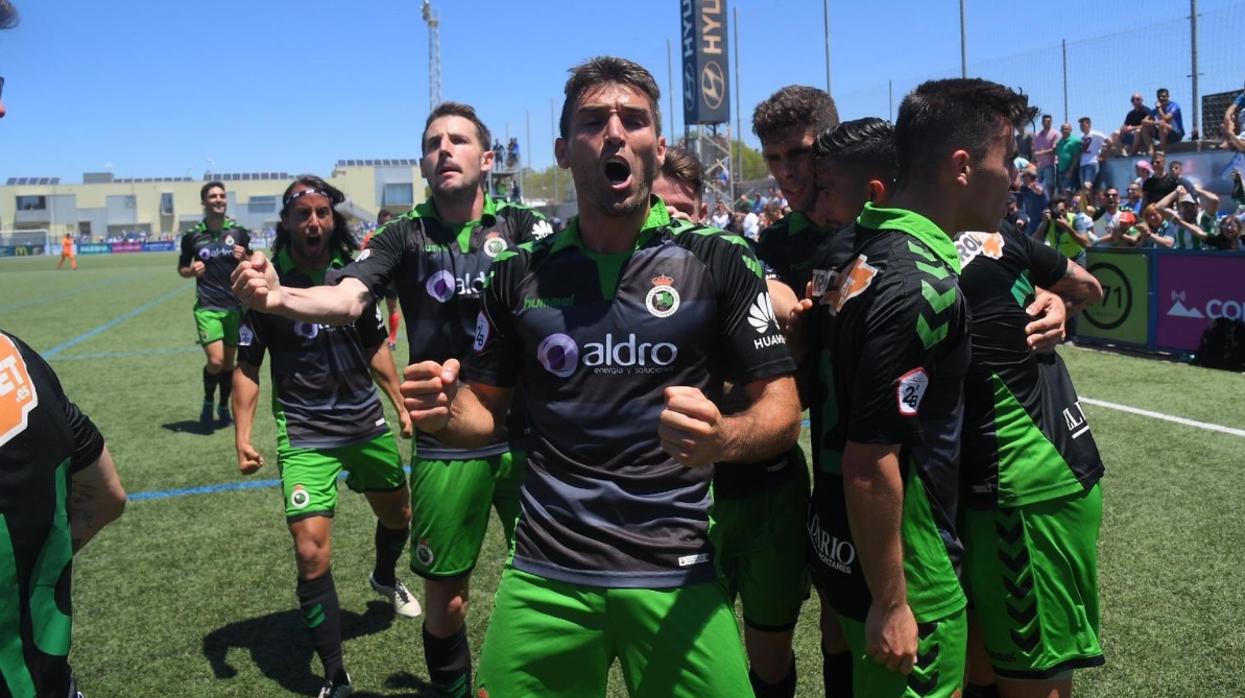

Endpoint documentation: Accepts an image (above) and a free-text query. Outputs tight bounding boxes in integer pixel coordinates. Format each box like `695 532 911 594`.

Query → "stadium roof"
335 159 420 167
5 177 61 185
203 172 291 182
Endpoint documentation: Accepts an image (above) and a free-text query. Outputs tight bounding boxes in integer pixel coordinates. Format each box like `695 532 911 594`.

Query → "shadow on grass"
352 671 437 698
202 600 396 694
161 419 215 435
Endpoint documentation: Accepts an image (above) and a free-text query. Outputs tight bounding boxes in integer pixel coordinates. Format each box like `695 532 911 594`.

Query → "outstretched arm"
231 252 373 325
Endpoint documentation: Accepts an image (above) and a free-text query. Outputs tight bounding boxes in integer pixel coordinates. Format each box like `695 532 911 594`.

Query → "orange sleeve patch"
0 335 40 448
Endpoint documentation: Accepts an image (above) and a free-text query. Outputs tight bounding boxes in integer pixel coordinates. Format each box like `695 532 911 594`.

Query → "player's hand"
864 600 918 675
397 403 414 439
237 443 264 475
402 359 460 433
190 260 206 277
658 386 724 467
231 252 284 311
1025 289 1067 352
232 244 247 261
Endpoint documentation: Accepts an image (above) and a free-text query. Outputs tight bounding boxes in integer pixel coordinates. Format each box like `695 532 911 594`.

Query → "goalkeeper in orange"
57 232 77 270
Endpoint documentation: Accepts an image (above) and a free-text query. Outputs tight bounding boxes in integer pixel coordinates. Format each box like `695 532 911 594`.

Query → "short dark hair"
1157 87 1170 97
423 101 491 150
660 146 704 198
813 117 898 182
1078 116 1091 124
1041 113 1052 120
894 78 1037 188
752 85 839 145
559 56 661 140
275 175 358 259
200 181 225 202
0 0 18 29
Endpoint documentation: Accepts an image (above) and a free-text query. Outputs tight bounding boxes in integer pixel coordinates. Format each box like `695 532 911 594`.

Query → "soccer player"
178 181 251 429
807 79 1038 698
654 145 809 698
0 331 127 697
401 56 801 697
955 214 1105 698
232 176 419 698
363 209 401 351
57 232 77 270
231 102 549 697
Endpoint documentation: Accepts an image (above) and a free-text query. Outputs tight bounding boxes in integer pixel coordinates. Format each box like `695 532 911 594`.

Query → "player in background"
232 177 419 698
653 146 811 698
230 102 549 697
57 232 77 270
956 199 1105 698
363 209 402 351
178 181 251 430
808 79 1037 697
401 56 801 697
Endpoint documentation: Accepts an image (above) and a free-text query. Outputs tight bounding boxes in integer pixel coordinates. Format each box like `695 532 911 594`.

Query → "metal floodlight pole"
823 0 832 93
727 5 737 185
959 0 967 78
421 1 442 110
1062 39 1069 123
1190 0 1200 137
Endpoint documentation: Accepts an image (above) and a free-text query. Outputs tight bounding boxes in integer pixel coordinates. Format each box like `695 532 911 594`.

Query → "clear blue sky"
1 0 1241 182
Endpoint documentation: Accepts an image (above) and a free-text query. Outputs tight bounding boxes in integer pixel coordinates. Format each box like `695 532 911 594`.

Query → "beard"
578 153 658 218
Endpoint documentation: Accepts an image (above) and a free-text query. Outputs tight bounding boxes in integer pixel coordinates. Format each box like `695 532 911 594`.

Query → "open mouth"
304 233 323 256
604 158 632 190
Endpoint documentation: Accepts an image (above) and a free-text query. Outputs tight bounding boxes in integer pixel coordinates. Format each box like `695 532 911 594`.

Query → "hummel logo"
748 292 777 334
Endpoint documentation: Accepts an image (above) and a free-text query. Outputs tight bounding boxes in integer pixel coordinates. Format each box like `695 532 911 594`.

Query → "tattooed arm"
70 445 127 553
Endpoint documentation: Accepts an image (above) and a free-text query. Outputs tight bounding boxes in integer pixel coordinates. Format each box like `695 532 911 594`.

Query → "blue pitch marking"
43 285 189 358
52 346 201 362
129 421 815 503
0 275 136 314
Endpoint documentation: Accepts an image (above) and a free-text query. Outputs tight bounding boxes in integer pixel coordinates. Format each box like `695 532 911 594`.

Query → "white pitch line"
1081 397 1245 439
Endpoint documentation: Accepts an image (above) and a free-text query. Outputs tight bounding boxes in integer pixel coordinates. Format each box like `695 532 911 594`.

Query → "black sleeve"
355 300 387 350
515 207 553 243
462 251 523 388
1019 231 1069 289
236 311 268 368
706 234 796 383
178 234 194 268
336 221 405 299
64 400 105 473
845 270 950 445
237 227 253 253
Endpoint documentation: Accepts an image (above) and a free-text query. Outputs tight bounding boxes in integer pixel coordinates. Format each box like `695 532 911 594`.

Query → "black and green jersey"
178 218 252 311
238 250 389 450
955 223 1104 510
338 195 550 460
466 198 795 589
0 330 105 698
806 204 970 623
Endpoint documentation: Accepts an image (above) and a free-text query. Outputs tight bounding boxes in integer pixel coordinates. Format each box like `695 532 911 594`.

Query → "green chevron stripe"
917 314 949 349
921 280 956 314
915 260 949 279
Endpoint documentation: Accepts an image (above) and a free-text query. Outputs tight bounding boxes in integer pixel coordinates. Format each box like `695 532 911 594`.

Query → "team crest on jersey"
0 335 40 449
956 231 1005 267
289 485 311 510
224 235 235 247
357 248 372 261
896 368 929 417
826 256 878 313
415 539 435 566
483 235 508 258
293 322 320 340
645 275 680 318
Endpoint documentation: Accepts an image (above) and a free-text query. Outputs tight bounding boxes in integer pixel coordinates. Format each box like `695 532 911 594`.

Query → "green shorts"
964 483 1104 679
715 456 810 631
408 451 525 578
476 567 752 698
277 433 405 522
194 305 241 347
839 608 967 697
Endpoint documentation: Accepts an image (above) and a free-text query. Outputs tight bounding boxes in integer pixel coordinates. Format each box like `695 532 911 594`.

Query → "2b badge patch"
0 335 39 448
896 367 929 417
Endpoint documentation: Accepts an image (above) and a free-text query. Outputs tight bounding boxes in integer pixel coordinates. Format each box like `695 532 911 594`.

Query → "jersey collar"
195 217 238 237
857 202 961 274
785 211 814 236
274 246 347 285
412 193 499 227
551 196 672 256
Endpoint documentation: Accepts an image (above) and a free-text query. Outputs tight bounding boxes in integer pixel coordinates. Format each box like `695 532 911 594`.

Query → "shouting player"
178 181 251 429
230 102 548 696
232 176 419 698
401 56 801 697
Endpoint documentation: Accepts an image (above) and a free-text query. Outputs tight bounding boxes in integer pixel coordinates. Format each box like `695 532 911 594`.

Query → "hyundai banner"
681 0 730 125
1155 253 1245 351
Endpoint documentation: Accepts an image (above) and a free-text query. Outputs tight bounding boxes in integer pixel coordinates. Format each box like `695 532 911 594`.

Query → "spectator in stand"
741 207 760 240
1004 197 1030 232
1077 116 1108 192
1123 181 1144 214
1039 196 1091 268
1055 122 1081 194
1222 81 1245 152
735 192 752 213
492 139 505 167
1132 159 1152 189
1142 151 1180 205
1016 169 1049 235
1096 209 1142 247
711 200 731 229
1091 187 1125 242
1168 160 1197 196
1207 214 1242 250
1142 88 1184 154
1160 185 1219 250
1233 169 1245 211
1113 93 1151 156
1016 127 1034 162
1137 204 1176 248
1033 114 1059 195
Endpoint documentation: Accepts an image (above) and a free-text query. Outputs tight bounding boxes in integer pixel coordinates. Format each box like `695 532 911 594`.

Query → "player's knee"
293 536 330 572
819 610 848 652
205 357 226 373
